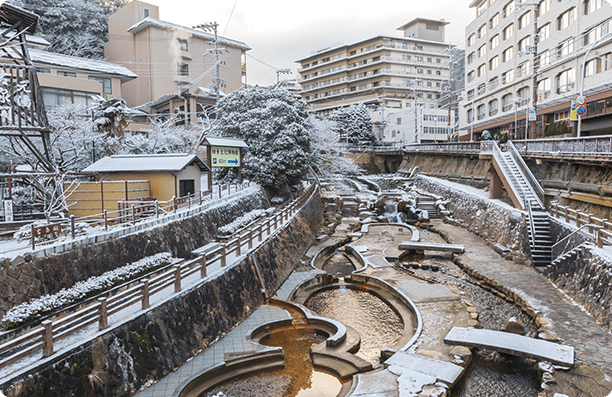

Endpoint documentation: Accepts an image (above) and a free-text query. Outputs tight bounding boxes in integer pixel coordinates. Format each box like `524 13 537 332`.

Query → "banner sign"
3 199 13 222
211 146 241 168
33 223 62 238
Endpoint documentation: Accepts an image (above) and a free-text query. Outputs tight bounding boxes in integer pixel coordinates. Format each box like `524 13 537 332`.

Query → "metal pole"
530 5 539 139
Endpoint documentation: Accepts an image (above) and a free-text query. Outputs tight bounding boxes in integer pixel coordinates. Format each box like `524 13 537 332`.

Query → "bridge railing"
513 136 612 160
403 142 481 155
337 143 403 152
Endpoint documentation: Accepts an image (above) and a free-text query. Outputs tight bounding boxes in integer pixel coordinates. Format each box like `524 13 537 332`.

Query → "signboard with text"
3 199 13 222
211 146 241 167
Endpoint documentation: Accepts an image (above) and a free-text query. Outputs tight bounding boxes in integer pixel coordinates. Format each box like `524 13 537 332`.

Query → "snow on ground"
218 209 266 235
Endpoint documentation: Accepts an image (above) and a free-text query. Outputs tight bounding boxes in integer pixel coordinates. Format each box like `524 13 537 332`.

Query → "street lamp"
576 32 612 137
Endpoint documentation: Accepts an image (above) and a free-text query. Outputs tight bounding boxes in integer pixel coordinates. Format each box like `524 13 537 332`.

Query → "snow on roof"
82 153 208 173
29 49 137 80
203 137 248 148
128 17 251 51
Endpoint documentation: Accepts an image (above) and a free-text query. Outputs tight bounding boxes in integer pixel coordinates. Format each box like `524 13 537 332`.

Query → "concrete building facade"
459 0 612 141
105 1 250 108
295 18 455 144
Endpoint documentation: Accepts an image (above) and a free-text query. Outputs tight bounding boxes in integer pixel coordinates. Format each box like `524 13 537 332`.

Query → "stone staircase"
529 211 553 267
416 196 440 219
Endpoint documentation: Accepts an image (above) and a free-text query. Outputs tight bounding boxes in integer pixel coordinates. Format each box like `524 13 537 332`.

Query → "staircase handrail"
482 141 525 210
527 201 536 249
507 141 545 209
551 223 599 260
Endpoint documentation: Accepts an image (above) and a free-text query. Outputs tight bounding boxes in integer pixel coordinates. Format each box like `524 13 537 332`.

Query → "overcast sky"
144 0 474 87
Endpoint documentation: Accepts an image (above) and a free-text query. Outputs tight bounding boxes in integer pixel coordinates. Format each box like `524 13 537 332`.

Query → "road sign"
576 95 587 106
570 101 578 121
577 105 587 116
528 107 537 121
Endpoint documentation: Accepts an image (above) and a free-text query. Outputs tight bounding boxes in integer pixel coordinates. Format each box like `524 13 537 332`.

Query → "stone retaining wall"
2 188 323 396
0 190 267 317
415 175 530 264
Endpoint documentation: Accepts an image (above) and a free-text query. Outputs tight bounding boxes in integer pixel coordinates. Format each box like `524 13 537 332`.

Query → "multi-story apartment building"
105 1 250 108
459 0 612 140
295 18 456 144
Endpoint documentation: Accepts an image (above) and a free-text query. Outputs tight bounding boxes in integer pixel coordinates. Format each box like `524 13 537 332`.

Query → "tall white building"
459 0 612 140
295 18 456 144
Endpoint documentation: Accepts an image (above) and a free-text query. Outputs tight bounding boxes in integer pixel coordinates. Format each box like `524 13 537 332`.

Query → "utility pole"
413 81 419 143
276 69 292 85
194 22 221 103
380 96 386 140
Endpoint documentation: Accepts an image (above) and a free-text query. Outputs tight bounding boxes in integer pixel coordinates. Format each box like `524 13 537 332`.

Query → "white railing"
506 141 544 209
514 136 612 161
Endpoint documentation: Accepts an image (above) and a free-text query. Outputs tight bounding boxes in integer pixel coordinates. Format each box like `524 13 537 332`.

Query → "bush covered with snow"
218 209 266 236
0 252 173 330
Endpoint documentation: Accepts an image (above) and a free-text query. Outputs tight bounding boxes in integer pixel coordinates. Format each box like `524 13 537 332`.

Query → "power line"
222 0 239 37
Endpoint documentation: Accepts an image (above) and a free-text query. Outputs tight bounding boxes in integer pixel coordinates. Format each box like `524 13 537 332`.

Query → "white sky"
143 0 475 87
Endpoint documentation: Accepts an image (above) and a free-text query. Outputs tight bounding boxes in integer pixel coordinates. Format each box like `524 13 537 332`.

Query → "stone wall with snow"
0 190 267 318
1 189 324 396
415 175 530 264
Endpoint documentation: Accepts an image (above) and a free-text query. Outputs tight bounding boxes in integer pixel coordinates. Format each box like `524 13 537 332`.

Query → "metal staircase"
482 141 552 267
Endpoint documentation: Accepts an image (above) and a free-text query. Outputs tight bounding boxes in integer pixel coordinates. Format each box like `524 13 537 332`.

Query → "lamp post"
576 32 612 137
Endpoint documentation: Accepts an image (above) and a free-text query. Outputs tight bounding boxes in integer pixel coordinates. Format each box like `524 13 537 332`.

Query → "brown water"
205 304 344 397
322 252 356 277
304 286 404 364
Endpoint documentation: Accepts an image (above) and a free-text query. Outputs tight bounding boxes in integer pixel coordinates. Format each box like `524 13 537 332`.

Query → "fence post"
236 236 241 256
554 204 558 218
274 214 278 230
258 224 263 242
42 320 53 357
104 209 108 230
155 200 159 219
70 215 75 239
588 215 594 234
98 298 108 330
219 186 222 200
200 255 207 278
565 207 569 223
248 230 253 249
189 196 192 209
221 245 226 267
577 212 583 228
141 280 150 310
131 205 136 225
174 265 181 292
31 224 35 250
173 196 177 213
598 230 604 248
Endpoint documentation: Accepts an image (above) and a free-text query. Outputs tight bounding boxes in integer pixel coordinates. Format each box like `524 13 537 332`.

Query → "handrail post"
598 230 604 248
31 224 35 250
42 320 53 357
173 196 177 212
565 207 569 223
70 215 75 239
131 204 136 225
155 200 159 219
141 280 150 309
248 230 253 249
577 212 583 228
104 209 108 230
258 224 263 242
221 245 226 267
588 215 594 234
174 265 181 292
274 214 278 229
236 236 241 256
200 255 207 278
219 186 222 199
98 298 108 330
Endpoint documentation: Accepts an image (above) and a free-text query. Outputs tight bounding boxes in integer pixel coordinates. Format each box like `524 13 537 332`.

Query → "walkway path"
433 221 612 378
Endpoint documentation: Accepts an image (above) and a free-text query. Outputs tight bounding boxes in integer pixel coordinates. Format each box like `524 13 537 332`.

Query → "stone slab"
350 369 399 397
350 245 369 253
385 351 465 386
364 254 391 268
398 241 465 253
397 279 460 303
444 327 575 366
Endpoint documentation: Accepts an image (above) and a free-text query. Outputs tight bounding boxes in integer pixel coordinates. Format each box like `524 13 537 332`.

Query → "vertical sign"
570 101 578 121
3 199 13 222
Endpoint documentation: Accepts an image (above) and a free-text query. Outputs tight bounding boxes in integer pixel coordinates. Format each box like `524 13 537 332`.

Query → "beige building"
295 18 454 144
105 1 250 108
459 0 612 140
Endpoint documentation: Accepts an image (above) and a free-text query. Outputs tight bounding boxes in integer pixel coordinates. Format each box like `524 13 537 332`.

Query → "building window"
427 57 432 62
417 68 424 74
489 99 499 116
427 69 432 74
584 0 603 15
540 50 551 67
57 70 76 78
397 117 401 125
502 46 514 62
427 81 432 87
467 52 475 64
478 24 487 38
502 93 514 111
585 59 599 77
144 8 149 17
518 61 530 77
503 1 515 18
477 64 486 77
585 27 603 46
417 56 424 61
467 108 474 123
467 89 475 100
403 67 412 74
468 34 476 46
558 39 574 58
539 0 551 15
42 88 95 109
503 23 514 40
518 11 531 30
556 69 575 94
178 39 188 52
467 70 475 83
427 93 432 99
518 36 531 52
558 8 576 30
502 69 515 84
477 104 486 120
177 63 189 76
88 76 112 94
538 78 551 101
517 86 530 105
490 13 500 29
36 67 50 74
477 0 488 16
436 58 441 63
490 76 499 90
477 83 486 95
490 56 499 70
490 34 500 50
179 180 195 197
478 44 487 58
436 70 441 75
539 23 551 42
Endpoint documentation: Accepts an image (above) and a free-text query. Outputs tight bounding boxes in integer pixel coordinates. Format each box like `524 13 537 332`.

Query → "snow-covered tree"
330 103 376 144
213 87 313 189
310 116 362 177
8 0 127 59
120 114 201 155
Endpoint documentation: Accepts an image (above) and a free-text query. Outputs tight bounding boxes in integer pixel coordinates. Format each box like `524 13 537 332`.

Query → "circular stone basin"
304 286 404 364
322 252 356 277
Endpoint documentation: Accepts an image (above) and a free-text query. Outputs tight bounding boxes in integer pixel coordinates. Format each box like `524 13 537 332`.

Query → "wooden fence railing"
549 202 612 248
0 183 317 371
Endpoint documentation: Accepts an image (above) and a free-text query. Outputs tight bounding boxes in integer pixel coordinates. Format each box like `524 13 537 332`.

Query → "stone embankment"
2 187 323 396
0 190 267 318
